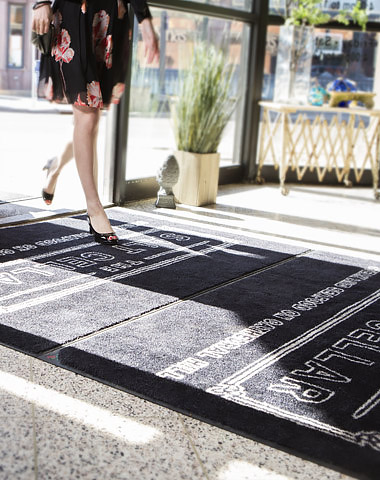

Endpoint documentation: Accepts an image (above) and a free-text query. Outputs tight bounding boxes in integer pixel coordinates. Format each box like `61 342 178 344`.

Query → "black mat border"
40 347 377 480
1 210 378 479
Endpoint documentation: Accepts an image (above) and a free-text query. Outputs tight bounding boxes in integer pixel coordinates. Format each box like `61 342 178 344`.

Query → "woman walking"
32 0 159 244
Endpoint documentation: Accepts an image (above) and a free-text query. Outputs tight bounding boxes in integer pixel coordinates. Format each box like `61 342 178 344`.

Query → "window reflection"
8 5 24 68
183 0 252 12
126 8 249 180
269 0 380 21
262 25 378 100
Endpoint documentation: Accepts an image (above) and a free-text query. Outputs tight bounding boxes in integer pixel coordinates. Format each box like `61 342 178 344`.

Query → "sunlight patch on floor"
218 460 288 480
0 370 160 444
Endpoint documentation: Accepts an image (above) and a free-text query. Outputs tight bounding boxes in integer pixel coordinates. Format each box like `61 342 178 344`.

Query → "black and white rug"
1 209 379 479
0 210 299 353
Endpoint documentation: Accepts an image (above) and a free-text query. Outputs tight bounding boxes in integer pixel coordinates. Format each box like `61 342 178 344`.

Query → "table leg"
256 107 267 185
344 114 354 188
374 120 380 200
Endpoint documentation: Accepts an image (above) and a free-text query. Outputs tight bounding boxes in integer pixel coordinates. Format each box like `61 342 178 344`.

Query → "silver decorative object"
155 154 179 209
274 25 314 105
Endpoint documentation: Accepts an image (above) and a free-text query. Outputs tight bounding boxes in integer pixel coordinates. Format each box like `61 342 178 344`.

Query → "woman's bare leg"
43 140 74 195
93 124 99 190
72 104 113 234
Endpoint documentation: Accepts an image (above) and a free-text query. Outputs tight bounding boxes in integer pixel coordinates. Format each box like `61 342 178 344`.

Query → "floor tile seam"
38 251 310 356
171 205 380 238
0 210 85 229
0 204 115 229
148 215 375 244
0 196 41 205
205 208 380 236
128 209 380 256
177 413 211 480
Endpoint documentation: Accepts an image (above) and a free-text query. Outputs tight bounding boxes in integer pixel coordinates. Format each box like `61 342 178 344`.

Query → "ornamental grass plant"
172 43 237 155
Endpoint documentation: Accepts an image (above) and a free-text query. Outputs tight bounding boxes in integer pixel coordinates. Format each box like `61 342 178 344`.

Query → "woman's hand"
140 18 159 64
32 5 53 35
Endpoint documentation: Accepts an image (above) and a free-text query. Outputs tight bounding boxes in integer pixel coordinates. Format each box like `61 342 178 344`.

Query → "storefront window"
262 25 378 100
269 0 380 22
125 8 250 180
8 5 25 68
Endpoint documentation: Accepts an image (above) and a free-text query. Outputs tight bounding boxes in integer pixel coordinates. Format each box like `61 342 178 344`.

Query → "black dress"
38 0 151 108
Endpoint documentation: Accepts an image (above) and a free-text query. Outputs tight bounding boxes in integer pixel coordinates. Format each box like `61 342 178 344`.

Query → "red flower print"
111 83 125 105
117 0 127 19
93 11 113 68
104 35 113 69
87 81 103 108
74 93 88 107
52 29 74 64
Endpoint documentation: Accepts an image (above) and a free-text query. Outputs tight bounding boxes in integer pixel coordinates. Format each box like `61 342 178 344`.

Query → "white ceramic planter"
173 150 220 206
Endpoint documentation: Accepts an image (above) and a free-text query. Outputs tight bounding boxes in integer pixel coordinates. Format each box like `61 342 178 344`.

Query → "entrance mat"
0 211 301 354
53 254 380 480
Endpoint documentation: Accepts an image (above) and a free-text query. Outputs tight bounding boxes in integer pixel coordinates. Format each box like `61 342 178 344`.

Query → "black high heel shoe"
87 215 118 245
42 157 58 205
42 189 54 205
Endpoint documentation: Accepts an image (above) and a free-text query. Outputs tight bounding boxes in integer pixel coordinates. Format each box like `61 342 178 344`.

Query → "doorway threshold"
0 198 114 228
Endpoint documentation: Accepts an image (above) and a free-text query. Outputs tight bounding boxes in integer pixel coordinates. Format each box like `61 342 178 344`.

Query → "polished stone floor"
1 182 379 480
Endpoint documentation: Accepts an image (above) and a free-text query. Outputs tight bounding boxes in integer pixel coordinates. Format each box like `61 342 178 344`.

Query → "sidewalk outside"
0 95 106 223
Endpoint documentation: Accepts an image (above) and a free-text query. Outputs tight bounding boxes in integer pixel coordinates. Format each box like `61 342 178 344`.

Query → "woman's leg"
93 123 99 190
43 140 74 195
72 104 114 234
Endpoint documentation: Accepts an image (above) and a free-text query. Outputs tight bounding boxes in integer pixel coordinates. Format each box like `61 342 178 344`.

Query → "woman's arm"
140 18 159 64
130 0 159 64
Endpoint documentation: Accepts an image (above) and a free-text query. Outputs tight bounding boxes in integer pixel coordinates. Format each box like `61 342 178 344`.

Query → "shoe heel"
42 157 58 205
87 215 118 245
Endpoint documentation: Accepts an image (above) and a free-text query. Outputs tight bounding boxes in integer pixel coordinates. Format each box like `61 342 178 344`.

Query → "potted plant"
273 0 368 104
171 43 237 206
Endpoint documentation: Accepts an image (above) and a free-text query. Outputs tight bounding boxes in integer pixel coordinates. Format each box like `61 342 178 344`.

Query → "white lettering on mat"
157 358 209 380
156 269 379 380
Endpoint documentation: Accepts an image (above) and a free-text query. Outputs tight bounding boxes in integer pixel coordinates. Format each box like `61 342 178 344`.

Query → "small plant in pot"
171 42 238 206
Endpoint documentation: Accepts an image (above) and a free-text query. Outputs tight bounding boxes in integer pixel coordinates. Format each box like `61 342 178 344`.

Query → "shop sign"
266 31 279 55
315 33 343 56
322 0 380 11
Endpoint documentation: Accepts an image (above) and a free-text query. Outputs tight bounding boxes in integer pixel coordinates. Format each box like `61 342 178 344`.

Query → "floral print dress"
38 0 151 108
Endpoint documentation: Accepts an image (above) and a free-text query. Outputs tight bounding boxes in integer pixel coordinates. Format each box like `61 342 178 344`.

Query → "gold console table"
257 101 380 199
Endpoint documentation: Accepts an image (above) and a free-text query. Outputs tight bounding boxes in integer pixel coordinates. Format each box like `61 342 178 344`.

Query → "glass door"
114 1 254 202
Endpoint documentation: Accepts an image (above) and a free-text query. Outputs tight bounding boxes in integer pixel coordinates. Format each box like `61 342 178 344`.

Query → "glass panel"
0 100 111 209
125 8 250 180
8 5 24 68
260 25 379 172
262 25 378 100
269 0 380 22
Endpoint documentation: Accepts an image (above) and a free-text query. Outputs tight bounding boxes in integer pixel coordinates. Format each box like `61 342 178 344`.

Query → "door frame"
107 0 265 204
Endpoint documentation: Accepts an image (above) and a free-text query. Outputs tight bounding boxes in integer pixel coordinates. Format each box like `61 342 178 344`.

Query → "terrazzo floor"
1 182 379 480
